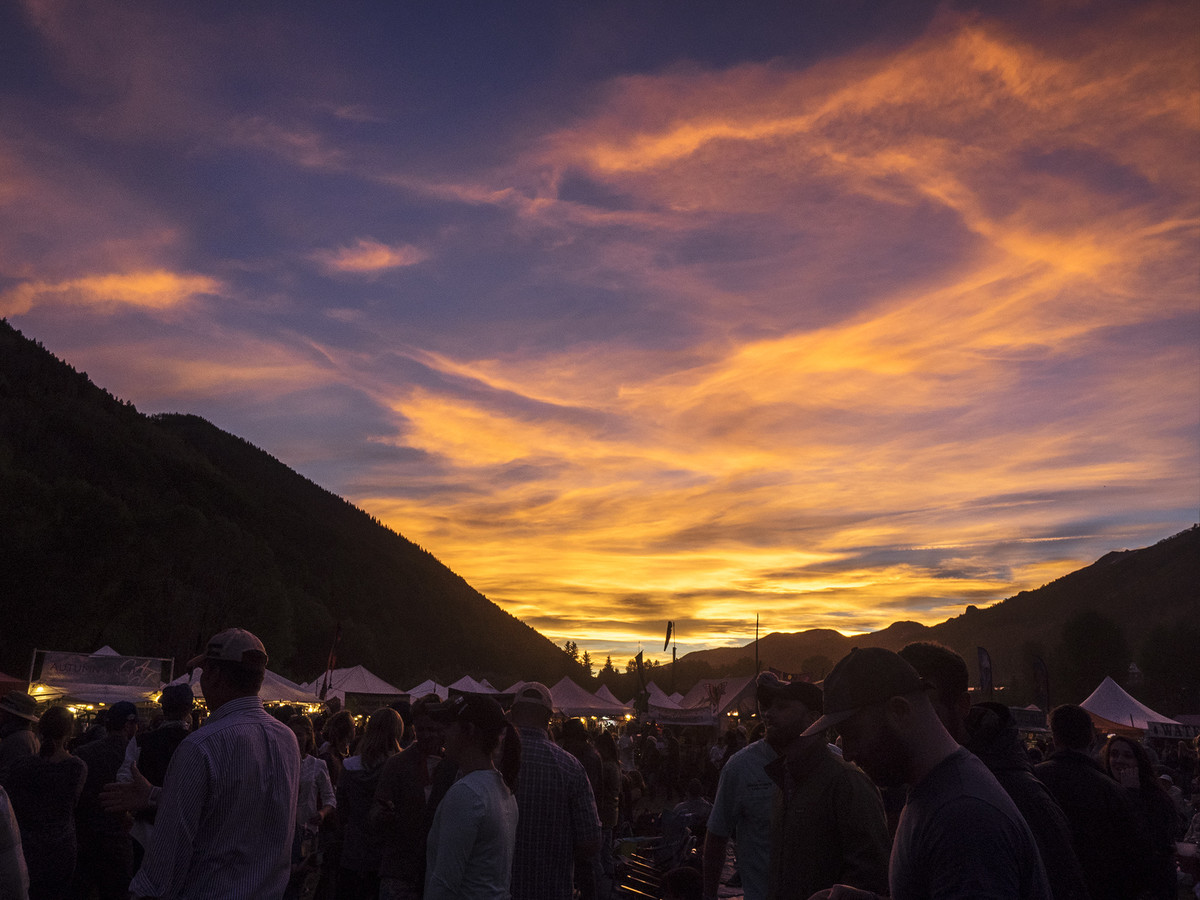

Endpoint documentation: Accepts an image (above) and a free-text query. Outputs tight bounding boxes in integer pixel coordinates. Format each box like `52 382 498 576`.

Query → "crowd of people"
0 629 1196 900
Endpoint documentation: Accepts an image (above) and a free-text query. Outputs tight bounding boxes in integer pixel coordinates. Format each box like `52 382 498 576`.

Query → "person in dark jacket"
1035 704 1149 900
371 695 456 900
336 708 402 900
72 702 139 899
758 673 889 900
900 643 1090 900
963 702 1091 900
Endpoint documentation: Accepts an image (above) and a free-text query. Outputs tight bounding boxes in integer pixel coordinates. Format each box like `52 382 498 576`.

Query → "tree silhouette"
1055 610 1129 704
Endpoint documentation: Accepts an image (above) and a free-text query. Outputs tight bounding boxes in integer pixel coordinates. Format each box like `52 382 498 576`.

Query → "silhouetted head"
1048 704 1094 752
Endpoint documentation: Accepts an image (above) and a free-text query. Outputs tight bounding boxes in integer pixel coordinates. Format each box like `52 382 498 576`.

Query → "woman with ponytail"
425 694 521 900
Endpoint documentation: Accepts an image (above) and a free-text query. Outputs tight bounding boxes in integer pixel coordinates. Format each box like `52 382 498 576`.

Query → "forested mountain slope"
0 319 574 686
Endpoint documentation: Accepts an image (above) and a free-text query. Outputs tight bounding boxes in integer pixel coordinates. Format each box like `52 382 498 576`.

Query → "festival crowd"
0 629 1195 900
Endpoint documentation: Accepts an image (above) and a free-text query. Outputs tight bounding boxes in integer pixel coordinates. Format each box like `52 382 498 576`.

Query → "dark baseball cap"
430 693 508 735
800 647 924 737
107 701 139 727
755 672 823 713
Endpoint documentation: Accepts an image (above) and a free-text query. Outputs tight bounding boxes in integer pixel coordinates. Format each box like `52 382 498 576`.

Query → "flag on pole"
977 646 994 699
663 621 674 652
1033 655 1051 711
320 622 342 701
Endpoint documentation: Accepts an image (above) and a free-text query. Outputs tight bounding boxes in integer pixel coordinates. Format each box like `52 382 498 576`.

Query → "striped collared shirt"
130 694 300 900
0 785 29 899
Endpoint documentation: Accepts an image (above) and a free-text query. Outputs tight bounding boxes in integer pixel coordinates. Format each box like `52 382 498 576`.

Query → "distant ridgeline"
677 526 1199 714
0 319 576 687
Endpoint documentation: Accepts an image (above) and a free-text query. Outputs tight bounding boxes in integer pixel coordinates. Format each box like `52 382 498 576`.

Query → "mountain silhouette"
0 319 576 687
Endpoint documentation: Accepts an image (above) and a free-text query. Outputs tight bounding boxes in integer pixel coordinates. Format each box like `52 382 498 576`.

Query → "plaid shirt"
510 727 600 900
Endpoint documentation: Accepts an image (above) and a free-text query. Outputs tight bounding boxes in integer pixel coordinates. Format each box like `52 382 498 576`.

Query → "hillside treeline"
0 319 574 687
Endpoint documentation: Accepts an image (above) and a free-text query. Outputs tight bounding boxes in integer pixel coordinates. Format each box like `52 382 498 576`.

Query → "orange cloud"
311 238 430 274
1 271 223 316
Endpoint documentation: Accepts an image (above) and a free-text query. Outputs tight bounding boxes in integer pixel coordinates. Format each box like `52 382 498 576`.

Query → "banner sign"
32 651 173 689
1147 721 1200 740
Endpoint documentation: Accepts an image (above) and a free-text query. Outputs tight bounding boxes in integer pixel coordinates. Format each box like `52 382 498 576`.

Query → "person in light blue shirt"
425 694 520 900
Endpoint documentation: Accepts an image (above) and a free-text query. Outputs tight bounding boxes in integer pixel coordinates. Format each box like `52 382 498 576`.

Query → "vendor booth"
27 647 173 705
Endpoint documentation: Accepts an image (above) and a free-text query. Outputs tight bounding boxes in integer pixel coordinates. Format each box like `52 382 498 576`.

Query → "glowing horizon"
1 1 1196 665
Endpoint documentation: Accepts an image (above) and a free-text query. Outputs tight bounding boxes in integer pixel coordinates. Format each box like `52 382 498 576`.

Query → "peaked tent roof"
1080 676 1179 730
594 684 627 707
449 676 491 694
260 669 318 703
305 665 402 701
646 683 680 709
550 676 628 718
407 679 448 701
170 668 316 704
680 676 758 718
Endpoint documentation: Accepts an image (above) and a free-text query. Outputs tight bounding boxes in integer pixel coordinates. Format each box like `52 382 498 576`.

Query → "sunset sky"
2 1 1197 665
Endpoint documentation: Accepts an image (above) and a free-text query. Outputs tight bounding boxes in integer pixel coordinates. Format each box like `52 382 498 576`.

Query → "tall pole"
755 614 760 675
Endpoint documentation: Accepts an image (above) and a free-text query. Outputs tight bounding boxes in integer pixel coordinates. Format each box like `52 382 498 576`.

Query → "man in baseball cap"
805 648 1051 900
507 682 600 900
185 627 269 672
751 673 888 900
120 628 299 899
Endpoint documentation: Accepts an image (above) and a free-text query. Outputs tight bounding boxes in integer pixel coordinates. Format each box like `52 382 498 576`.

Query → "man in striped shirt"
127 628 301 900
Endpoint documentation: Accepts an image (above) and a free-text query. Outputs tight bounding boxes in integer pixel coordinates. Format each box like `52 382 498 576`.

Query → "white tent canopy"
170 668 316 704
646 683 680 709
1081 676 1179 730
550 677 628 718
448 676 494 694
680 676 757 718
407 679 448 701
594 685 628 707
305 665 402 703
